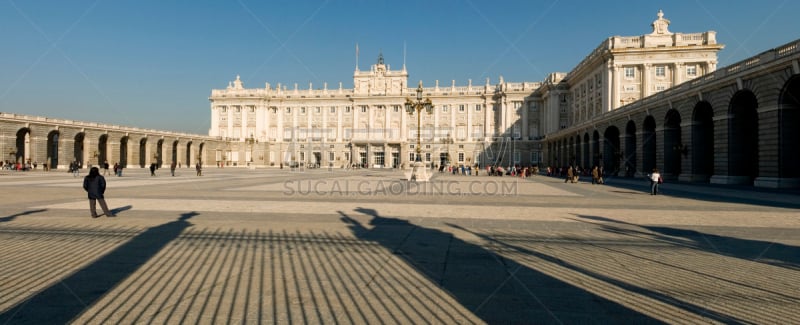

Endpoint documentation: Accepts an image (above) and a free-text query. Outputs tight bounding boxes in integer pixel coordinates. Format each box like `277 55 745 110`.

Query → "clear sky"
2 0 798 134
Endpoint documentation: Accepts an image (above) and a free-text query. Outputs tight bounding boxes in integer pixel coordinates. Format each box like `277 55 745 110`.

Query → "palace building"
209 11 723 170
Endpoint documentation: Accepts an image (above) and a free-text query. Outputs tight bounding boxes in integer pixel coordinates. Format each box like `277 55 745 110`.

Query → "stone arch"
582 133 590 169
574 135 582 168
198 142 205 165
568 136 575 165
139 138 147 168
624 121 637 177
779 75 800 178
728 90 759 183
171 140 179 164
156 139 164 168
74 132 86 167
642 116 657 174
119 136 129 167
98 134 109 166
47 130 60 169
603 126 621 175
692 101 714 181
14 128 31 164
592 130 600 167
663 109 682 178
186 141 193 167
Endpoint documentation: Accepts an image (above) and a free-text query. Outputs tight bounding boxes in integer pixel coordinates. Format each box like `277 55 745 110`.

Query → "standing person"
116 162 123 177
196 161 202 176
103 161 110 176
150 162 157 176
591 166 599 185
565 165 574 183
649 168 662 195
170 161 177 176
82 167 115 218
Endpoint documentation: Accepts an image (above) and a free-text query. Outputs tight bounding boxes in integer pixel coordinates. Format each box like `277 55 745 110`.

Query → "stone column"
642 63 651 98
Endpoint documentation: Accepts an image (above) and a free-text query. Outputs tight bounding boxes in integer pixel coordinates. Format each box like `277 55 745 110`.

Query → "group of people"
558 165 606 184
1 160 34 171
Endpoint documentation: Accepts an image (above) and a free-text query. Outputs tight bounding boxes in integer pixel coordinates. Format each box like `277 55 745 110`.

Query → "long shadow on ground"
0 212 197 324
575 214 800 271
341 207 663 324
0 209 47 223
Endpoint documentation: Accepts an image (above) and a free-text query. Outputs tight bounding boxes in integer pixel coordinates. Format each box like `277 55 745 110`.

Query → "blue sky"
1 0 798 134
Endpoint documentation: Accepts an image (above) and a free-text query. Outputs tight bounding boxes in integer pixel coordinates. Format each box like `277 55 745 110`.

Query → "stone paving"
0 167 799 324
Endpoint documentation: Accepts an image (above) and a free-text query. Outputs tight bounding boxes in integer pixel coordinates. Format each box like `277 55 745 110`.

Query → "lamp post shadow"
0 212 198 324
340 207 661 324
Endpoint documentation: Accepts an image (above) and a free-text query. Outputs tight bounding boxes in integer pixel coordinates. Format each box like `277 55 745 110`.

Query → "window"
300 107 306 114
512 124 520 139
472 125 483 138
442 105 448 112
458 104 465 112
300 152 305 161
624 67 635 79
458 152 464 162
457 126 466 139
283 128 292 139
425 152 431 162
220 106 227 113
528 102 537 112
329 151 335 161
655 66 665 77
475 104 482 111
513 151 520 163
314 107 321 114
361 106 367 113
285 107 292 114
330 106 336 113
624 85 637 92
249 106 255 113
687 65 697 77
656 85 667 91
235 106 241 112
393 105 399 112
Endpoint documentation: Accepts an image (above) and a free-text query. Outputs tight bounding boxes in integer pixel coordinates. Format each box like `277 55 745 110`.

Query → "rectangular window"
513 151 520 163
270 127 277 139
329 151 335 161
512 124 520 139
361 106 367 113
457 126 466 139
656 85 667 91
458 152 464 162
472 125 482 138
283 127 292 139
393 105 400 113
315 107 321 114
442 105 448 112
475 104 481 111
458 104 465 112
300 107 306 114
221 106 227 113
330 106 336 113
655 66 665 77
425 152 431 162
235 106 241 112
285 107 291 114
624 67 635 79
300 152 305 162
345 106 351 113
687 65 697 77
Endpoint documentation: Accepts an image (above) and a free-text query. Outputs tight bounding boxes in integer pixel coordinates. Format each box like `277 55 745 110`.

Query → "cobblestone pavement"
1 168 799 324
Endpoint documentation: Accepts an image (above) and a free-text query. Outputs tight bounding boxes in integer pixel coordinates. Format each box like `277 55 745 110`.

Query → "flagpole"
355 43 359 71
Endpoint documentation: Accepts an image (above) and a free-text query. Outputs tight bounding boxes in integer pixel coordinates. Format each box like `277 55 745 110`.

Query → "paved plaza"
0 167 799 324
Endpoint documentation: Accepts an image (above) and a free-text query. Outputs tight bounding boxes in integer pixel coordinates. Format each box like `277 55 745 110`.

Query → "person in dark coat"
150 162 157 176
83 167 114 218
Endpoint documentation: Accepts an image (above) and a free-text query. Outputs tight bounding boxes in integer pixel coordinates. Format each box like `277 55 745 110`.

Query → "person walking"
649 168 662 195
196 161 202 176
565 165 574 183
170 161 177 176
83 167 115 218
591 166 599 185
150 162 157 176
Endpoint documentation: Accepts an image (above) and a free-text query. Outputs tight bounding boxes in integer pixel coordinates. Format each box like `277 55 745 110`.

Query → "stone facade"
209 11 722 171
0 113 224 170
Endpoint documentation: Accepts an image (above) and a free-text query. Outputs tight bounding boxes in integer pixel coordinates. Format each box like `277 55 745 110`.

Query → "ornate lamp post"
404 81 433 181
